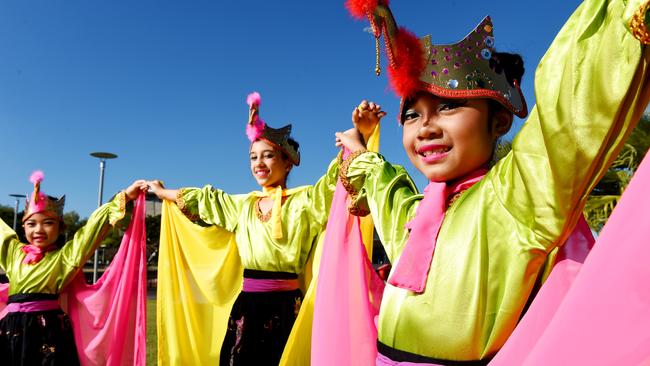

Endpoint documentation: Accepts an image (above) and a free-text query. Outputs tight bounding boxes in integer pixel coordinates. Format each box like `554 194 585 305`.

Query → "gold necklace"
256 198 272 222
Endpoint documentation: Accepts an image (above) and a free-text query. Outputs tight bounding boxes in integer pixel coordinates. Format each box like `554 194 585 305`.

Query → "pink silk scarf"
0 193 148 366
491 151 650 365
389 169 487 293
21 244 56 265
311 178 386 366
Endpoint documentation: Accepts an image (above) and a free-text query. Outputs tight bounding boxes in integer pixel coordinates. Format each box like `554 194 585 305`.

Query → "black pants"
220 289 303 366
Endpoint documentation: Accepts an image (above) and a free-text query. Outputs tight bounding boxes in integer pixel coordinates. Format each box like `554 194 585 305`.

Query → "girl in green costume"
336 0 650 364
148 92 338 365
0 173 147 365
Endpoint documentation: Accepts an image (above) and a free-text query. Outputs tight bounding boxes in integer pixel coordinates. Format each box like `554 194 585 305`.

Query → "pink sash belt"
6 299 60 313
242 278 300 292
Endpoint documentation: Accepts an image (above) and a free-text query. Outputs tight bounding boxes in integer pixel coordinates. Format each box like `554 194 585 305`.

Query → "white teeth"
420 147 449 156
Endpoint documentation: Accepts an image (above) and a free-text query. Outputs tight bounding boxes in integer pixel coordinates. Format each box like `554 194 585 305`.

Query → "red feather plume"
387 27 425 98
345 0 387 19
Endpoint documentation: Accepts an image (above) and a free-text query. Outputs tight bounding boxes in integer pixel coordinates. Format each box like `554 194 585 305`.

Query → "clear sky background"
1 0 583 218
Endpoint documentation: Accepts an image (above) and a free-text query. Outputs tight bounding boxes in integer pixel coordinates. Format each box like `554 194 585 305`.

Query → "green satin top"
0 192 126 296
177 158 338 274
343 0 650 361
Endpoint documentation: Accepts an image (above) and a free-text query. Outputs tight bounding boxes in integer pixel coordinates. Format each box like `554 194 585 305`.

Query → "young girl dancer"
336 0 650 363
149 92 338 365
0 172 147 365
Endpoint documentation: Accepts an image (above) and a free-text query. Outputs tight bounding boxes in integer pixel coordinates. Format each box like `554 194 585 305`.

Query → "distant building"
145 192 162 217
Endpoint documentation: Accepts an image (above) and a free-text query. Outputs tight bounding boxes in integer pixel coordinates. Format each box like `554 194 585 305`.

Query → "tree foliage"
584 114 650 231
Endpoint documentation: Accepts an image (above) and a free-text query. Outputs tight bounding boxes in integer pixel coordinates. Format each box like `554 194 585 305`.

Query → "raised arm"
0 218 20 271
491 0 650 248
149 180 246 231
338 148 421 263
59 179 147 270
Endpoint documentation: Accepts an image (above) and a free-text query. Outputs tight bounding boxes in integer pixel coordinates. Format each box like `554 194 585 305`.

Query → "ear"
491 108 514 138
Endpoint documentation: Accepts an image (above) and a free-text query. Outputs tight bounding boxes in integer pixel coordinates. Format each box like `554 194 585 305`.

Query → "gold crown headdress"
346 0 528 118
23 171 65 222
246 92 301 165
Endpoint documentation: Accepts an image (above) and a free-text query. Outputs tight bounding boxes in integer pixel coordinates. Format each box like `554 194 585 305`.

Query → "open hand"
125 180 148 201
352 100 386 141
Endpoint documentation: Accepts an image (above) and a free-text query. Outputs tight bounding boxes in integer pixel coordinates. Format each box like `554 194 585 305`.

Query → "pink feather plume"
246 91 265 141
246 119 266 142
30 170 44 184
247 92 261 108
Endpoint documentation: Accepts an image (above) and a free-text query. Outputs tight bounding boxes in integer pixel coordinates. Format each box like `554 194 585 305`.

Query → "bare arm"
148 180 178 201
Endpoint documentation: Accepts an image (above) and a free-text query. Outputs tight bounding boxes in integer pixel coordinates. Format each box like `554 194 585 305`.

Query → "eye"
250 155 257 161
438 99 467 111
263 153 274 159
402 109 420 124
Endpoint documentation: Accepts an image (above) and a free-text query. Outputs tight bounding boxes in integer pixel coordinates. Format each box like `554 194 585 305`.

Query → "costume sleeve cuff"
627 0 650 44
109 191 127 226
339 149 372 216
176 188 201 221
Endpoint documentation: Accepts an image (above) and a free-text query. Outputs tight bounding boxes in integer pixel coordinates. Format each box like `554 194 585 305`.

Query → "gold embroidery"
176 189 200 221
338 149 368 198
631 1 650 44
109 191 127 226
256 198 272 222
338 149 371 216
348 203 371 217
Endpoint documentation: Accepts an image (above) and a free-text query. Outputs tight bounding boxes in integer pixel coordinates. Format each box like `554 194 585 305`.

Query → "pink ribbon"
21 244 56 265
6 299 60 313
388 169 487 293
242 278 299 292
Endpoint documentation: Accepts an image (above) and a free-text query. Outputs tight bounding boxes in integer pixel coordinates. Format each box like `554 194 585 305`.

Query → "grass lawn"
147 298 157 366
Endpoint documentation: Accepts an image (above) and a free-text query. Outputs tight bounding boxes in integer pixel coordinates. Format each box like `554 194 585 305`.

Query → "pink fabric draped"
311 179 385 366
390 169 487 293
0 193 147 366
491 152 650 365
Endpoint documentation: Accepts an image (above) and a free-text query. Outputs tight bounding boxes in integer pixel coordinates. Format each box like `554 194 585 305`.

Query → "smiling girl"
148 92 338 365
335 0 650 364
0 172 147 365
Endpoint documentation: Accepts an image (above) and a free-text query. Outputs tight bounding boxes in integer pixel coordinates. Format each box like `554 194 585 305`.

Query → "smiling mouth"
417 146 451 157
255 170 269 177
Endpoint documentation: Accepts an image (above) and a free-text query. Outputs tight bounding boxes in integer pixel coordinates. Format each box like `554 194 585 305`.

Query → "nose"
417 115 442 140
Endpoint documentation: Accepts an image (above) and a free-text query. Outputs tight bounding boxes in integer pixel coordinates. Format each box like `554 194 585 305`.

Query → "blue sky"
0 0 582 217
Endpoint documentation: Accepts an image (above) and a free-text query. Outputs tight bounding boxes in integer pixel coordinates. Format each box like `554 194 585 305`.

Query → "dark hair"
486 51 524 135
489 51 525 87
287 137 299 154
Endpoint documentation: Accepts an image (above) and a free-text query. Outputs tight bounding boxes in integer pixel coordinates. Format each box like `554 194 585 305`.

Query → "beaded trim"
338 149 370 216
176 189 200 221
109 191 127 226
256 198 272 222
348 202 371 217
631 1 650 44
339 149 368 197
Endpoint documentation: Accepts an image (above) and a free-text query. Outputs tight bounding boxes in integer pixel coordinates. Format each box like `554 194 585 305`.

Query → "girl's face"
402 93 501 182
249 139 293 188
23 213 61 248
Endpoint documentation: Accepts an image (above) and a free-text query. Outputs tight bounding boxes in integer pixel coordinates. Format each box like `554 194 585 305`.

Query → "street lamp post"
8 194 27 231
90 152 118 283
